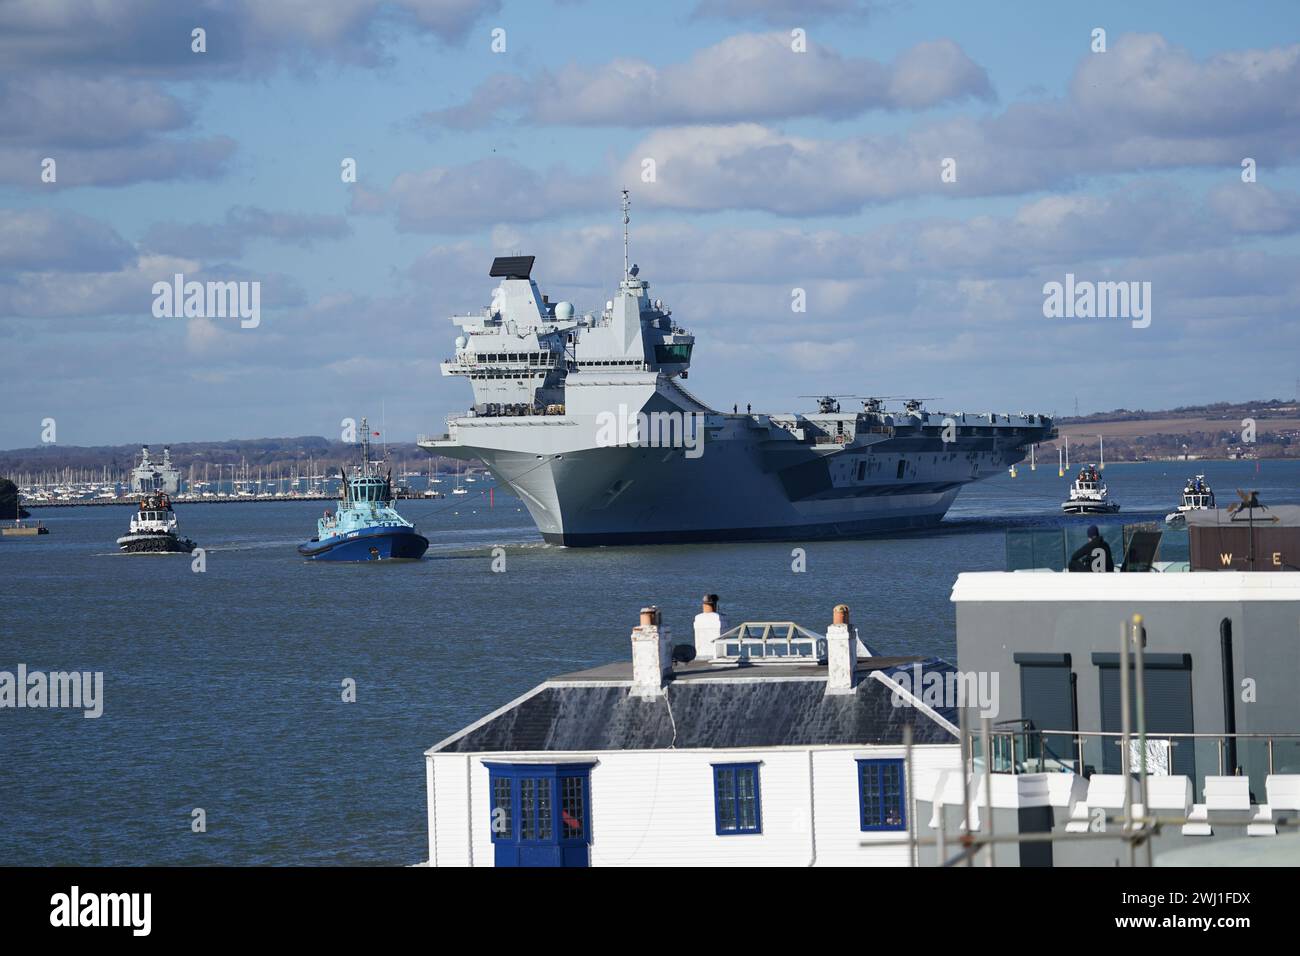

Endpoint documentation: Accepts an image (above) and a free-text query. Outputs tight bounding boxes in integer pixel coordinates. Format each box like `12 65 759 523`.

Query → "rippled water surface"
2 459 1296 864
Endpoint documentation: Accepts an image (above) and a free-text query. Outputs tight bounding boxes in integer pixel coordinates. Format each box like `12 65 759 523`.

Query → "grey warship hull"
426 376 1052 547
439 446 960 545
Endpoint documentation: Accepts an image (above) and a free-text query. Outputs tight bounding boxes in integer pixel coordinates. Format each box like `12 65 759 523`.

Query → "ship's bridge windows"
654 343 692 364
351 477 386 502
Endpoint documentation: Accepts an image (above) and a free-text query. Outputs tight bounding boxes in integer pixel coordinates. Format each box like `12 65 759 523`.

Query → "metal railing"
713 622 828 664
868 615 1300 867
978 727 1300 778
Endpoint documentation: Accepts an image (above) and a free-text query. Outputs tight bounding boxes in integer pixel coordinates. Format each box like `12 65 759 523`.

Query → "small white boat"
116 494 196 553
1165 475 1215 526
1061 464 1120 515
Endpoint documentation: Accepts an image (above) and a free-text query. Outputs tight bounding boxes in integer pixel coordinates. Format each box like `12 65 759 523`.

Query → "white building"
424 600 961 867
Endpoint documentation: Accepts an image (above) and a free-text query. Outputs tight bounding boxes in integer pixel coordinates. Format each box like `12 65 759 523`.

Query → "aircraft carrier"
420 196 1055 546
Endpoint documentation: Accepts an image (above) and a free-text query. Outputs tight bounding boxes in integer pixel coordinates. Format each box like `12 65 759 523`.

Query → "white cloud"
0 208 135 272
691 0 888 25
0 137 236 189
0 0 498 73
0 74 188 147
141 206 353 259
381 157 607 232
422 33 992 128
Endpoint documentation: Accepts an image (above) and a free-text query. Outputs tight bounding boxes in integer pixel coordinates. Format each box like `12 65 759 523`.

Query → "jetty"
2 521 48 535
24 494 338 508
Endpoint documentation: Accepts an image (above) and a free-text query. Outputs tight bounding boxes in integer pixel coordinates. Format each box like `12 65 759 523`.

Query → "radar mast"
621 188 631 282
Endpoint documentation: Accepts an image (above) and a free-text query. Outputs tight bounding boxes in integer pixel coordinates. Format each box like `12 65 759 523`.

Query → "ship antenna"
621 187 631 282
359 416 370 478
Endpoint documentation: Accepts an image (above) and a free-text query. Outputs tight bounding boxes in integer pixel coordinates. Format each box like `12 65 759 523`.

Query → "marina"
21 493 341 507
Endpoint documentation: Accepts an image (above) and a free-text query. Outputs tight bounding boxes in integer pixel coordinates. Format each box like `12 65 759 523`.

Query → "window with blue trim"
713 763 762 835
857 758 906 831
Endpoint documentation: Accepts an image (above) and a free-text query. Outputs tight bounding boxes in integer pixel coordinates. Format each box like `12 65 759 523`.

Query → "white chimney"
825 604 858 695
693 592 727 659
631 606 672 699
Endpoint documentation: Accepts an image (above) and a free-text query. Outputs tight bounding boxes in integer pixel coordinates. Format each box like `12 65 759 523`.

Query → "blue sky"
3 0 1299 448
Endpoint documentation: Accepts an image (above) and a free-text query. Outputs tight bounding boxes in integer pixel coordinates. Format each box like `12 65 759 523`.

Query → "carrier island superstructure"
421 218 1055 546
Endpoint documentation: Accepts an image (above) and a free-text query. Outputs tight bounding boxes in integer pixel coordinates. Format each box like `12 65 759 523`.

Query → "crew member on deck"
1068 525 1114 572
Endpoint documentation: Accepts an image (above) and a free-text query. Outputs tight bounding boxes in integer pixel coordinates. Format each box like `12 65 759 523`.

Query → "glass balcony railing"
1005 524 1190 572
972 728 1300 800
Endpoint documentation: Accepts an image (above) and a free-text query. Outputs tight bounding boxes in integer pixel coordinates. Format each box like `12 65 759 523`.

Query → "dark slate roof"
876 657 961 729
432 657 959 753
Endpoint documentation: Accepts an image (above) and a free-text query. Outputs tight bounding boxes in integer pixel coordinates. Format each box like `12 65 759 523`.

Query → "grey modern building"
943 518 1300 866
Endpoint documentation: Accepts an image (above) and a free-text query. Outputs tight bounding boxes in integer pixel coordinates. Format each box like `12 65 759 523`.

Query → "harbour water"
2 459 1296 865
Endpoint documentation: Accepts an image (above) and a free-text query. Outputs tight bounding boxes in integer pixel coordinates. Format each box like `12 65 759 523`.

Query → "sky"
2 0 1300 449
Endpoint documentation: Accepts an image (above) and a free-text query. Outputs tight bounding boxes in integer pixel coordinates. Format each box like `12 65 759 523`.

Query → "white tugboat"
1165 475 1215 527
116 493 197 553
1061 464 1120 515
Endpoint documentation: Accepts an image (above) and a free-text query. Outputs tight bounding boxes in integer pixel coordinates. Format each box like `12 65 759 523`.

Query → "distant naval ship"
131 445 181 496
420 194 1056 545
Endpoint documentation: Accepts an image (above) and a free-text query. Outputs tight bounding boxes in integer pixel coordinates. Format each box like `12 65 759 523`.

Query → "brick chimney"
631 605 672 699
693 592 727 659
825 604 858 695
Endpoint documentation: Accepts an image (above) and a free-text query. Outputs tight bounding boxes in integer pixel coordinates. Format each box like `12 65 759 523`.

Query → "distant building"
130 446 180 496
423 601 961 867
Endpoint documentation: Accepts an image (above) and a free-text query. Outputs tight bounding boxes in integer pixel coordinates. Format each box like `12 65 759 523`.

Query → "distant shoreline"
1060 457 1294 464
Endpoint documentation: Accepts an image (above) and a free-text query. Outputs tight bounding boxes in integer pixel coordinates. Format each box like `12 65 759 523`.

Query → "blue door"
486 763 593 867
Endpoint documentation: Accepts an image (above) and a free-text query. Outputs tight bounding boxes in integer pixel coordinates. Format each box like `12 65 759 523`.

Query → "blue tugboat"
297 418 429 561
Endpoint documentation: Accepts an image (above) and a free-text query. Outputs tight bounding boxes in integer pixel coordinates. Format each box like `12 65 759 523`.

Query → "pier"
2 522 48 535
24 494 339 508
